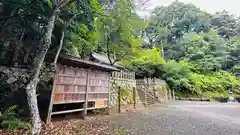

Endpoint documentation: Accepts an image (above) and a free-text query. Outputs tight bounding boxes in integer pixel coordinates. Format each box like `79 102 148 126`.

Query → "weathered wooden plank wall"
47 65 110 123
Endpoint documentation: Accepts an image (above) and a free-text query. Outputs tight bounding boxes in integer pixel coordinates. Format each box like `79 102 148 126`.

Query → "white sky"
137 0 240 17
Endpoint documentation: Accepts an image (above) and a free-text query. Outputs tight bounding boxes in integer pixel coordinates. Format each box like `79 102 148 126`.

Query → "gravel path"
78 102 240 135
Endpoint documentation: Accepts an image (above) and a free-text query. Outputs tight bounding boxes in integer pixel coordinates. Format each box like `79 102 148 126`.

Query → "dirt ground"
2 102 240 135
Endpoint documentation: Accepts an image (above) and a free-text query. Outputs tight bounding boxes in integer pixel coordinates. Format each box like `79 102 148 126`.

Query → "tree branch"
56 0 71 9
106 34 113 65
112 52 128 65
53 13 79 68
54 31 64 67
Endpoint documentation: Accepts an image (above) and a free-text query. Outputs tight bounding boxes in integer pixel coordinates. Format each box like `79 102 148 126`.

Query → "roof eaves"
59 55 120 72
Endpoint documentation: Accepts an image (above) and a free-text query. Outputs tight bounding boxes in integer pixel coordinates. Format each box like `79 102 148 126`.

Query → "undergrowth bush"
123 50 240 97
163 60 240 97
0 105 31 130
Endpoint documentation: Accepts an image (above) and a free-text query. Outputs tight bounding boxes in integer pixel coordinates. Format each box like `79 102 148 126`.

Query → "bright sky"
137 0 240 17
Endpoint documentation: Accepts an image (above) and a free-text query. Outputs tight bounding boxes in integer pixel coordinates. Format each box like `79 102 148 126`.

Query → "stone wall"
109 71 140 107
109 73 169 108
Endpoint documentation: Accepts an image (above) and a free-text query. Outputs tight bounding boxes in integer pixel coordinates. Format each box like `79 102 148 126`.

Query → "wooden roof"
45 54 120 72
86 52 125 69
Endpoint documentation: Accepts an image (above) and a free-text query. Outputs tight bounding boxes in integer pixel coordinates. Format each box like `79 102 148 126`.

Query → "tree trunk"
54 31 64 67
106 36 113 65
53 13 77 66
26 11 56 135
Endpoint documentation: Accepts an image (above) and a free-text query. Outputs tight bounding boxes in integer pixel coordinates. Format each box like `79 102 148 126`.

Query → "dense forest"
135 1 240 97
0 0 240 134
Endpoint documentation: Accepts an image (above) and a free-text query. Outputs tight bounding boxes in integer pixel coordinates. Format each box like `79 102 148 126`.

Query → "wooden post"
169 89 172 100
153 78 156 97
118 86 121 113
144 79 147 105
133 87 136 109
46 67 59 124
164 86 168 103
107 72 111 115
83 68 90 116
144 88 147 105
172 90 175 100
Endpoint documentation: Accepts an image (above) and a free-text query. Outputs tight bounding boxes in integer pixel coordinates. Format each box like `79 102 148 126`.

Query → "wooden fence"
111 71 135 80
111 71 136 88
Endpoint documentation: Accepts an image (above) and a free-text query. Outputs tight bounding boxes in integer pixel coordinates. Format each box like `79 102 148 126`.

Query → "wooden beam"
46 67 59 124
172 90 175 100
51 108 84 115
87 106 107 110
107 72 111 114
83 68 90 116
53 100 85 104
118 86 121 113
133 87 136 109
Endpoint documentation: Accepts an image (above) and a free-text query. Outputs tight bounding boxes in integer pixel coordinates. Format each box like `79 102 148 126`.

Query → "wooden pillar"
172 90 175 100
83 69 90 116
118 86 121 113
144 79 147 105
164 86 168 103
133 87 136 109
169 89 172 100
46 67 59 124
153 78 156 97
107 72 111 115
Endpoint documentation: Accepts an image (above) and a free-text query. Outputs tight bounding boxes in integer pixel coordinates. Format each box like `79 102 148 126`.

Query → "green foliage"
201 91 228 98
0 105 31 130
1 120 31 131
147 1 240 73
122 48 165 77
120 88 129 98
188 71 240 94
93 0 146 64
162 60 240 96
162 60 193 93
119 87 134 104
147 1 211 47
137 1 240 97
211 11 240 38
0 0 101 65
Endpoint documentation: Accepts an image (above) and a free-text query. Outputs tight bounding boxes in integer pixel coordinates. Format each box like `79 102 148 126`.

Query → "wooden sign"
95 100 105 107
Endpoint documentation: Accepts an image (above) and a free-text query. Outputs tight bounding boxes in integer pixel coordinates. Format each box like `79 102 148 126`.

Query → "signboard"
95 100 105 107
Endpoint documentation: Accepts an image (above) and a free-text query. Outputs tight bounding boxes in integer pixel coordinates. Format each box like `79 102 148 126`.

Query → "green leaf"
44 0 53 9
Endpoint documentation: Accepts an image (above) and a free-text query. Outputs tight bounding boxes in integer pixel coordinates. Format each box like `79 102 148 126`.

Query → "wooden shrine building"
46 55 119 123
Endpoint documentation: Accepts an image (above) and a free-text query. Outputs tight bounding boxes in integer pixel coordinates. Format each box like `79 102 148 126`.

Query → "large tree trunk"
26 11 56 135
